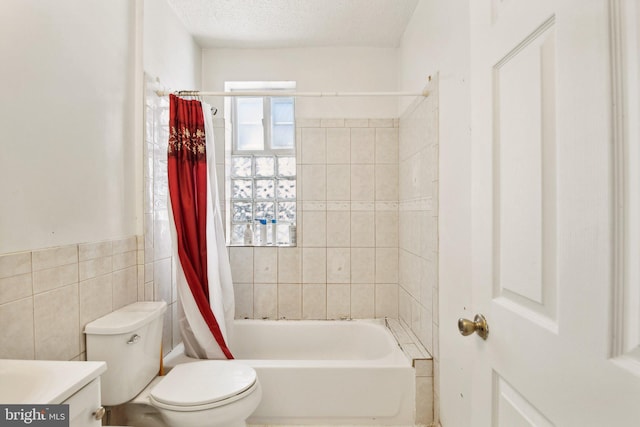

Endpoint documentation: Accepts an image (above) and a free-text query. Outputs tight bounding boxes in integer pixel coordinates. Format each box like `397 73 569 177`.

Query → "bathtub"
164 319 415 425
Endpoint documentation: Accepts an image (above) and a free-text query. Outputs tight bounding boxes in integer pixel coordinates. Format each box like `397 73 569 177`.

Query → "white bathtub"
165 319 415 426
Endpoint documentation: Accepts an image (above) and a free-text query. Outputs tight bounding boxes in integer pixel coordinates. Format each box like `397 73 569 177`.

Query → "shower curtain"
167 94 234 359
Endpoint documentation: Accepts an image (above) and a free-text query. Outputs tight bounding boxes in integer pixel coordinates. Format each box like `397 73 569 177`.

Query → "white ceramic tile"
375 128 399 164
172 302 181 350
414 359 434 377
398 288 411 327
301 165 326 201
326 164 350 201
420 258 434 309
153 210 172 260
321 118 344 128
0 297 34 359
32 264 78 294
78 256 112 282
137 265 145 301
326 211 350 248
145 281 154 301
254 283 277 319
350 248 374 284
113 266 138 310
0 252 31 280
376 248 398 284
302 283 326 319
301 210 326 247
350 211 375 247
153 258 172 303
369 118 394 128
234 283 253 319
296 118 321 128
113 250 136 271
79 274 113 327
350 128 375 164
375 164 398 201
277 248 301 284
34 284 80 360
375 283 398 319
0 273 32 305
399 250 420 299
301 128 326 164
32 245 77 272
253 248 277 283
112 236 137 254
326 128 350 164
344 118 369 128
162 305 172 355
302 248 326 284
375 210 398 247
416 376 435 425
326 284 351 319
351 283 374 319
350 165 375 201
230 247 254 283
78 241 113 262
277 283 301 319
326 248 350 284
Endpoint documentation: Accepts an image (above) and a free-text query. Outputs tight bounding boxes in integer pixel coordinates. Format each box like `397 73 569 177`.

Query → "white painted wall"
144 0 202 90
201 47 399 118
0 0 137 254
398 0 472 425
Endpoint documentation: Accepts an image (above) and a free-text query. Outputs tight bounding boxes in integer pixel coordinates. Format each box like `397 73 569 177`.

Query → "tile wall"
0 236 142 361
229 118 400 320
398 77 439 424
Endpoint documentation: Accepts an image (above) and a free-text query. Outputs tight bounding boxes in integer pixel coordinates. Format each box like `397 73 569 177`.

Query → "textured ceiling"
165 0 420 48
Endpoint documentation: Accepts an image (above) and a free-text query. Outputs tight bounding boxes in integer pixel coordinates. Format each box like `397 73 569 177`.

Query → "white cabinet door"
467 0 640 425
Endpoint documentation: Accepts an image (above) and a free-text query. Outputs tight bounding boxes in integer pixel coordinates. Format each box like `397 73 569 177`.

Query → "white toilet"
84 301 261 427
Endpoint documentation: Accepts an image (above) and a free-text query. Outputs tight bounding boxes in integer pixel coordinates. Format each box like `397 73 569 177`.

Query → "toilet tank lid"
84 301 167 335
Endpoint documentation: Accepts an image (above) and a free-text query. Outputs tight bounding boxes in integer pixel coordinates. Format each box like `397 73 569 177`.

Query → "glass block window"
230 155 297 246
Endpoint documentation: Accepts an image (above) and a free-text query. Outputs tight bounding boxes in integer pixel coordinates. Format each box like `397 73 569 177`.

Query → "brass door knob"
458 314 489 340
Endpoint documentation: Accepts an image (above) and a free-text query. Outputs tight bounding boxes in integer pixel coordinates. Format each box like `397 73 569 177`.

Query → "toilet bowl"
84 301 261 427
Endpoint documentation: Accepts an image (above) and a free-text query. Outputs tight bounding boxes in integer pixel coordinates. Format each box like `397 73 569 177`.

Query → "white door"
467 0 640 426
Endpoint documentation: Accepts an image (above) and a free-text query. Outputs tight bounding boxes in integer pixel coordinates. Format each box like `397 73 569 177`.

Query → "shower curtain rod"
155 90 429 98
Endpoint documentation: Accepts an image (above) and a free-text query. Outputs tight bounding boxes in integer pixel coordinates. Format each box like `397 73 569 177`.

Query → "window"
225 82 297 246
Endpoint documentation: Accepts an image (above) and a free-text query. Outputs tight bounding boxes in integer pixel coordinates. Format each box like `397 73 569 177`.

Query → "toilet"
84 301 261 427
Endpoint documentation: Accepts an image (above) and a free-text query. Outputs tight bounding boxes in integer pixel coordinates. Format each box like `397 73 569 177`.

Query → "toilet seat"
149 361 257 412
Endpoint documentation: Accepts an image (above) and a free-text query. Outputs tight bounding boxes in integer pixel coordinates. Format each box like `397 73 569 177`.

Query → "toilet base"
123 376 261 427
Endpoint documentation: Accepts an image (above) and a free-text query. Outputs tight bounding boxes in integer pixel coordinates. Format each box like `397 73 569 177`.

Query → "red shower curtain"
167 94 233 359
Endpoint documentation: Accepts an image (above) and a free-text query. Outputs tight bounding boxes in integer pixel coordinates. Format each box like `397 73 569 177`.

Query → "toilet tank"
84 301 167 406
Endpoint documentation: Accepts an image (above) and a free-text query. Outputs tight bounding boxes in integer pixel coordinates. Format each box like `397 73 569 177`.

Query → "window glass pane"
232 179 253 199
237 97 264 122
277 179 296 200
272 124 295 149
236 97 264 151
255 202 275 220
271 98 294 123
277 156 296 177
231 156 252 177
255 179 275 199
232 202 253 222
277 202 296 222
255 156 275 177
237 125 264 151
